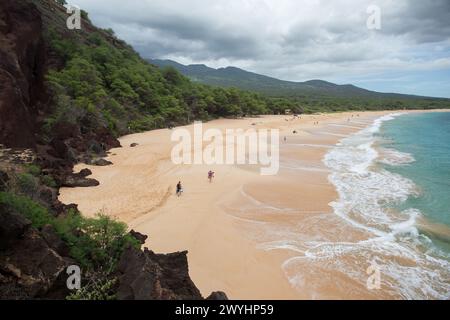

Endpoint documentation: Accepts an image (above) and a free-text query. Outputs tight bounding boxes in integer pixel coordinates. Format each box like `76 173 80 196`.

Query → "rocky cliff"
0 0 226 300
0 0 47 148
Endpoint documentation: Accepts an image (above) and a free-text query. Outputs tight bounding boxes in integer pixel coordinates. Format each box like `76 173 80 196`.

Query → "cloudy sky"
74 0 450 98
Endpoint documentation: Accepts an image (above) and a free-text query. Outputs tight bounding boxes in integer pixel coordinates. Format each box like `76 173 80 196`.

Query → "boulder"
0 204 32 250
206 291 228 300
91 158 113 166
0 210 71 299
77 168 92 177
41 224 70 257
116 247 203 300
129 230 148 245
38 185 57 205
62 175 99 188
130 143 139 148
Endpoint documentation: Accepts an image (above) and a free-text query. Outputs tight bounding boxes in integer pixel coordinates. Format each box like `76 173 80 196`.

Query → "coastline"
58 109 449 299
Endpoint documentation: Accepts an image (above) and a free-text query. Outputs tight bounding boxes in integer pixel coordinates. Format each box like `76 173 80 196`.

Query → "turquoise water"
320 112 450 298
379 112 450 248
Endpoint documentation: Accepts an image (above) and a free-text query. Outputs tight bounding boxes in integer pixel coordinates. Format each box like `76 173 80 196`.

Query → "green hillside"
150 59 450 112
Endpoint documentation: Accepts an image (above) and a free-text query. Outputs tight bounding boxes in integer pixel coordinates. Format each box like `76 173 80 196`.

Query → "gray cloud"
381 0 450 43
74 0 450 90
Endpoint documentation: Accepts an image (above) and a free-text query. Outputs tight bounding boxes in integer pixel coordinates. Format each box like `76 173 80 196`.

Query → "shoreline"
58 109 449 299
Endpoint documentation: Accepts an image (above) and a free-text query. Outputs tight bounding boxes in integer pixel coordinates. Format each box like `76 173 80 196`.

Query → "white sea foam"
328 123 366 129
315 131 348 138
230 113 450 298
378 147 416 166
303 112 450 299
280 164 330 173
285 143 334 148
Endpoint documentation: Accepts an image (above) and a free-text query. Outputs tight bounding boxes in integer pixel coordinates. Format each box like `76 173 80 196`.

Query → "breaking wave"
309 113 450 299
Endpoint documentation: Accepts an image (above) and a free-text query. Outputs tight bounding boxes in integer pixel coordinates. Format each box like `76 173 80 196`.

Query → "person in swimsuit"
208 171 215 183
176 181 183 196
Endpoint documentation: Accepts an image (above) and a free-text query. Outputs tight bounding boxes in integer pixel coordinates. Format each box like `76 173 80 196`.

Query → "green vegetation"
0 189 139 300
0 191 138 268
43 6 448 147
0 192 53 228
5 164 57 198
151 59 450 113
43 28 282 143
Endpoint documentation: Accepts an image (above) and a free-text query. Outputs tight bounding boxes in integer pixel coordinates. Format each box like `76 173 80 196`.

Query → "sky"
73 0 450 98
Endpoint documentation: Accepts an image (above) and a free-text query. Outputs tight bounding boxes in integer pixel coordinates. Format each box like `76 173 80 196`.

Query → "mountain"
149 59 438 100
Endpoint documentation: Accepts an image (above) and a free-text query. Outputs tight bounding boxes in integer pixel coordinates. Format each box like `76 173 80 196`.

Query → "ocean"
323 112 450 299
380 112 450 239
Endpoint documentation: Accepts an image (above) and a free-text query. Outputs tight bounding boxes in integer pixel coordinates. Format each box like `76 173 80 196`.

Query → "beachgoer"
176 181 183 196
208 170 215 183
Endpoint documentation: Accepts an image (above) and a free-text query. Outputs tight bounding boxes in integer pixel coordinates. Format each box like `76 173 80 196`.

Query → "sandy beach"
59 110 439 299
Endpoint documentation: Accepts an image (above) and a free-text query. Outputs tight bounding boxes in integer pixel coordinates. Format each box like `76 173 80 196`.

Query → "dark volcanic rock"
52 201 78 216
77 168 92 177
206 291 228 300
116 247 203 300
0 209 71 299
62 175 99 188
0 170 8 191
62 168 100 188
38 185 57 205
129 230 148 245
0 204 32 250
0 0 227 301
91 158 113 166
130 143 139 148
0 0 48 148
49 139 69 160
41 224 70 257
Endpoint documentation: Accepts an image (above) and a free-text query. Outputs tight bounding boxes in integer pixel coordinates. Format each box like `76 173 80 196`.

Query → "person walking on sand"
208 170 215 183
176 181 183 197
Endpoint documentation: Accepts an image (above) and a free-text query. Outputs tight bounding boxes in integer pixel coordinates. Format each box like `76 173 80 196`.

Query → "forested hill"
150 59 450 111
1 0 448 152
149 59 381 97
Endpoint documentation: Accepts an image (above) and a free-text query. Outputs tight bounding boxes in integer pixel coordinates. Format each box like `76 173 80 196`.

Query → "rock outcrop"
0 0 228 301
0 207 71 299
0 0 48 148
206 291 229 300
116 247 203 300
0 0 121 155
116 245 227 300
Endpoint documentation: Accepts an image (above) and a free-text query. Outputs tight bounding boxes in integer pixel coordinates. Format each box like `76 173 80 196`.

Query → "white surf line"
328 123 366 129
350 121 373 125
223 212 269 225
258 242 306 254
280 165 330 173
285 143 334 148
314 131 348 138
239 187 299 213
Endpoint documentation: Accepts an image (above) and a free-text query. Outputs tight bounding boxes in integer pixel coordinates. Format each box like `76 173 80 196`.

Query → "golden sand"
59 110 441 299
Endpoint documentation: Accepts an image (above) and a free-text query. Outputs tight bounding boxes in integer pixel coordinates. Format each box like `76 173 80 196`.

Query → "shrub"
0 192 53 228
16 173 40 197
1 190 139 271
41 175 57 188
66 276 117 300
53 211 139 269
25 164 41 176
